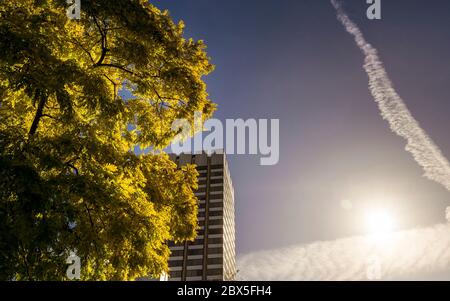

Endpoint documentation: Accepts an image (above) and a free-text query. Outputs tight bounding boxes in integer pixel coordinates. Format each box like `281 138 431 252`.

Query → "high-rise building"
167 151 236 281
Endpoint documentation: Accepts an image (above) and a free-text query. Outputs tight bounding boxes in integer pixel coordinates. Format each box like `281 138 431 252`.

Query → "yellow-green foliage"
0 0 215 280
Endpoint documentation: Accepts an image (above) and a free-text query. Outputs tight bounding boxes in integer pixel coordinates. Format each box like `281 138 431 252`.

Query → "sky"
151 0 450 276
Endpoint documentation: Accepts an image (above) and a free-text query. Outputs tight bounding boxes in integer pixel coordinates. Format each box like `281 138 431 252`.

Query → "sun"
365 209 395 241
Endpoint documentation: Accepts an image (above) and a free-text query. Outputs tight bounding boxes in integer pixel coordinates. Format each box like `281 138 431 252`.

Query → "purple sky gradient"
151 0 450 258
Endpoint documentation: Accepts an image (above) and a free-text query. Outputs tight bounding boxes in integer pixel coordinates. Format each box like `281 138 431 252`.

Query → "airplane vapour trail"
238 224 450 280
331 0 450 191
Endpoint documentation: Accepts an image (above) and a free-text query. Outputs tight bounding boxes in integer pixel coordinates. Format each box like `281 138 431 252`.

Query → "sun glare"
365 209 395 241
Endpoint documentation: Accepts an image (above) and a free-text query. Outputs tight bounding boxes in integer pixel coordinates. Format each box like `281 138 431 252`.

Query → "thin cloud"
238 223 450 280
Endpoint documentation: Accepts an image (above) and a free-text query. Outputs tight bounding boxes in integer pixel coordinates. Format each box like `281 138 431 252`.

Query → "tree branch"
71 38 95 64
103 74 118 100
95 63 135 75
41 113 56 119
28 93 47 136
93 16 108 66
84 203 101 256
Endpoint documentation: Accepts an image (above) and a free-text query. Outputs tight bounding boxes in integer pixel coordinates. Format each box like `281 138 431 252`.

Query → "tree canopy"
0 0 215 280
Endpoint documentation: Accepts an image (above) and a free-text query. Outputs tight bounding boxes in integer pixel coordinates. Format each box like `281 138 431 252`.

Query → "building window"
208 237 223 244
207 268 223 276
208 210 223 216
208 247 223 254
187 259 203 266
169 260 183 267
209 194 223 200
187 248 204 256
186 269 203 277
209 202 223 209
171 249 184 257
208 219 223 226
170 271 182 278
207 257 223 265
208 228 223 235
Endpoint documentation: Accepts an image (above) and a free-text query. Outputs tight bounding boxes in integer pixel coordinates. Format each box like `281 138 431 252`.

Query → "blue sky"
152 0 450 256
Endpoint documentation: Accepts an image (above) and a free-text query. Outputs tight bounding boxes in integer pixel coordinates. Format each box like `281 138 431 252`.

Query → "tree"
0 0 215 280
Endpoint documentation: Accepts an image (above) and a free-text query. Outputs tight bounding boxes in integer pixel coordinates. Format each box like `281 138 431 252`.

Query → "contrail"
331 0 450 191
238 223 450 280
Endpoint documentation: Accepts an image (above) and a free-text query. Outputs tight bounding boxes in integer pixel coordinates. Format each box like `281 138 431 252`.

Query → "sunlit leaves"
0 0 214 280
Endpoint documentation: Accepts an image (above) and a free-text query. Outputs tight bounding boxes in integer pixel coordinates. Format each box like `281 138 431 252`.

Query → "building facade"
167 151 236 281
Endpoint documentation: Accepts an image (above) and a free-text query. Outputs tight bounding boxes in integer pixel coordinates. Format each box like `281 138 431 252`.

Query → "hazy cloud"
238 223 450 280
